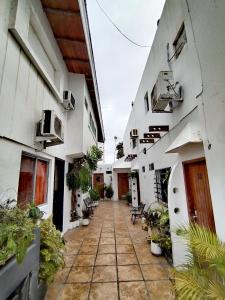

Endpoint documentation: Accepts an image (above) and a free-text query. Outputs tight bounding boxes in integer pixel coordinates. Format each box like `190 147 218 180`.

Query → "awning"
165 124 202 153
112 158 131 170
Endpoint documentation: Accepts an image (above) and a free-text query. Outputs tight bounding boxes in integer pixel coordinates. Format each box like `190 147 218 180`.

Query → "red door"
93 173 104 198
118 173 129 200
183 158 215 232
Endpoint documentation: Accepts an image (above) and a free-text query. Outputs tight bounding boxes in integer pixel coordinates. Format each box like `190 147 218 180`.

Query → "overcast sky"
87 0 165 163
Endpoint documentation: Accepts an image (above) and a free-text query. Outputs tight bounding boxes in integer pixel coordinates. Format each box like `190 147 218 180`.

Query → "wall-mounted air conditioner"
151 71 183 112
63 90 75 110
130 129 138 139
36 110 64 147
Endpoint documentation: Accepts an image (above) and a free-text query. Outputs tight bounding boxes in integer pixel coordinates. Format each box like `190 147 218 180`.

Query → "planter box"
0 228 46 300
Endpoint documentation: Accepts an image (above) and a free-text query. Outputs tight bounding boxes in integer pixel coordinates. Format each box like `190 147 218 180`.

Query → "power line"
94 0 151 48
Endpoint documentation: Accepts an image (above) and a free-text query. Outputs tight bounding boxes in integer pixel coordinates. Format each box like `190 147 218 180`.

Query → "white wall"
122 0 225 264
0 0 101 233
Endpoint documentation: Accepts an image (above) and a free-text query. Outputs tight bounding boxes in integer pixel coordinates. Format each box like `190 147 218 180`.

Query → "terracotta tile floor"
45 201 174 300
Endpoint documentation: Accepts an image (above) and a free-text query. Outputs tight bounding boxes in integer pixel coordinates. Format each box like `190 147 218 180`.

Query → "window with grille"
17 154 48 208
173 23 187 59
154 168 171 203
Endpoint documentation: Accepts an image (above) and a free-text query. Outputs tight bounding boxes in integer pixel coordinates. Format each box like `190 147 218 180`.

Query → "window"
173 23 187 59
106 171 112 174
85 98 88 111
144 92 149 112
132 138 137 149
154 168 171 203
17 154 48 208
89 113 97 137
142 166 145 173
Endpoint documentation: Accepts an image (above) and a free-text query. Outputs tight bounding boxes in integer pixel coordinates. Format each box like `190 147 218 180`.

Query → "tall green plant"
174 224 225 299
39 218 65 284
79 165 91 193
86 145 103 171
0 204 35 266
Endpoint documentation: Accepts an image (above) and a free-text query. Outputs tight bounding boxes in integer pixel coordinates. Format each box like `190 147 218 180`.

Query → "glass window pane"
17 155 35 209
35 160 48 206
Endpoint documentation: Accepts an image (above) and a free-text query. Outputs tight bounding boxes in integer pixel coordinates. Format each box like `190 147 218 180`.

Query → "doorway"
183 158 215 232
93 173 104 198
118 173 129 200
53 158 65 232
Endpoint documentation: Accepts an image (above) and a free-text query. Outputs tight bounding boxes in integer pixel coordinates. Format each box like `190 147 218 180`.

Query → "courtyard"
45 201 174 300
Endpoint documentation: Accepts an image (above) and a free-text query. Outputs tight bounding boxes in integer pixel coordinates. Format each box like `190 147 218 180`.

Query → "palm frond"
207 281 225 300
174 267 208 300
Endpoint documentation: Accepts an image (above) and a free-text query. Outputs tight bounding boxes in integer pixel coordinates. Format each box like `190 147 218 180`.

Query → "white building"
122 0 225 266
0 0 104 233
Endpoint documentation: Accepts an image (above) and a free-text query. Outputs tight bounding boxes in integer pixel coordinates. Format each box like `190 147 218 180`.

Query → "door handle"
192 209 198 221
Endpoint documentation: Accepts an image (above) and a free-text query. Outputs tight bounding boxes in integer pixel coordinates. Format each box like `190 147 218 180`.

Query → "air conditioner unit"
151 71 183 112
63 90 75 110
40 110 64 142
130 129 138 139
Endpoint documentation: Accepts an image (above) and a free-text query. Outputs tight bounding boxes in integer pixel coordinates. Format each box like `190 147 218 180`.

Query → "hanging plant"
66 169 80 191
86 145 103 171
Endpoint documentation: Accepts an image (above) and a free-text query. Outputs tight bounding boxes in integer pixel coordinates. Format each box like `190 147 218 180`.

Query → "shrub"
104 185 114 199
89 189 100 202
39 218 65 284
0 202 35 266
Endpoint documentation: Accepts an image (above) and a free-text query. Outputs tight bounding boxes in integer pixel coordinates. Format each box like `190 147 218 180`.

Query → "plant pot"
151 241 162 256
82 218 90 226
141 217 146 224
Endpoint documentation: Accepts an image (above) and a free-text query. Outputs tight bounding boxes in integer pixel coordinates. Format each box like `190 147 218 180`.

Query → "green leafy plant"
147 232 162 244
39 218 65 284
89 188 100 202
126 192 132 205
27 202 44 223
0 203 35 266
86 145 103 171
79 165 91 193
104 185 114 199
66 169 81 191
116 142 124 159
174 223 225 299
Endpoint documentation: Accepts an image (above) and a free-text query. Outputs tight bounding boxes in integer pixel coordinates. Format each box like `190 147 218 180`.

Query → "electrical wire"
94 0 151 48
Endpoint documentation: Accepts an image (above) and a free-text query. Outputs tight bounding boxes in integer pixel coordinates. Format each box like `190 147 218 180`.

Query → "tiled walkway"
45 201 174 300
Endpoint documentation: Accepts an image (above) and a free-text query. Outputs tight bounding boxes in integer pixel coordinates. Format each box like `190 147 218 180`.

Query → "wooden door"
93 173 104 198
183 158 215 231
118 173 129 200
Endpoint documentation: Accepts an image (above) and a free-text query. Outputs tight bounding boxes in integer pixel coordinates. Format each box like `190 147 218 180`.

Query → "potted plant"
82 209 90 226
89 188 100 206
147 233 162 256
126 192 132 205
28 202 44 225
104 185 114 199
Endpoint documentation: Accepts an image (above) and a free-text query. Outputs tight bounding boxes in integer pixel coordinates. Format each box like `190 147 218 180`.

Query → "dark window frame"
154 167 171 203
173 22 187 59
144 92 149 112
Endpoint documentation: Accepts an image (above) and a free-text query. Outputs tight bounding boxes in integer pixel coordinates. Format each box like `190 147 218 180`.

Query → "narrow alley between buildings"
45 201 174 300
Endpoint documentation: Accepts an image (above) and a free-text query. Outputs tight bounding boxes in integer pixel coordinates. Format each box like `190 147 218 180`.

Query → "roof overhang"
41 0 104 142
112 158 131 170
165 124 202 153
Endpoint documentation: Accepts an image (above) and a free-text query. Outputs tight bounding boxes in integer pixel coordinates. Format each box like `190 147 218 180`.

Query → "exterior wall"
93 164 112 187
122 0 225 265
0 0 102 234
